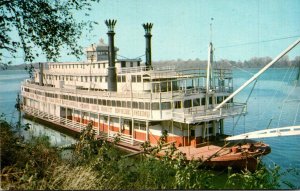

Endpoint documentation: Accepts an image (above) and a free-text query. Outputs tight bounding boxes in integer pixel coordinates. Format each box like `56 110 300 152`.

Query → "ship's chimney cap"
143 23 153 34
105 19 117 32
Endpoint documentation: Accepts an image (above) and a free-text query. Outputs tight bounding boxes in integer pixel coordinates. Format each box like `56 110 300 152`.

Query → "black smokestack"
143 23 153 70
39 62 43 86
105 19 117 92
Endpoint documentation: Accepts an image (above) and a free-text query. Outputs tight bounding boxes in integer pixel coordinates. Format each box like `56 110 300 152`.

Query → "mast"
213 38 300 111
206 18 214 109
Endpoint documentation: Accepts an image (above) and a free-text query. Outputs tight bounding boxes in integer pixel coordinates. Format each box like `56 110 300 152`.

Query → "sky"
6 0 300 64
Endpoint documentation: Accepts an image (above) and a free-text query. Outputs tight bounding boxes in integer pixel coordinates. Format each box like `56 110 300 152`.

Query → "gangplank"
225 126 300 141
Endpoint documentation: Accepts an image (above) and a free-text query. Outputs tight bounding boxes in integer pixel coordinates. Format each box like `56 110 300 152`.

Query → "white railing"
22 105 85 132
172 103 247 123
23 105 144 146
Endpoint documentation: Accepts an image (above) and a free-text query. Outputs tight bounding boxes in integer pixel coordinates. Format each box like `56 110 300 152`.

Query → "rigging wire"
277 64 298 127
215 35 300 49
231 79 258 135
294 102 300 125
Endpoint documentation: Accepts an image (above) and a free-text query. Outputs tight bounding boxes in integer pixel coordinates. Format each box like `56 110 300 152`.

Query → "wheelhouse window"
121 61 126 68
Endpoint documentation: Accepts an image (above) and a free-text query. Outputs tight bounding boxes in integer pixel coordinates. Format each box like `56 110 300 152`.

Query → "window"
102 100 107 106
137 75 141 82
151 102 159 110
217 96 223 104
209 96 213 104
98 63 100 68
121 61 126 68
112 100 116 107
130 62 133 67
184 100 192 108
132 75 136 82
122 76 126 82
145 103 150 110
98 99 102 105
174 101 181 109
161 102 171 110
132 102 138 109
121 101 126 108
201 98 206 105
191 129 195 137
137 61 140 67
107 100 111 106
117 76 121 82
139 102 144 109
127 101 131 108
193 98 200 107
117 101 121 107
93 98 97 104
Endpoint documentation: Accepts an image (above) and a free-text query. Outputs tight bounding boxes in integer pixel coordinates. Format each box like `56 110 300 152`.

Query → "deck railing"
172 103 247 123
23 105 144 145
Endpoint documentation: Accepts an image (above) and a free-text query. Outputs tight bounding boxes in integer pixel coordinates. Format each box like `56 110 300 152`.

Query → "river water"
0 69 299 188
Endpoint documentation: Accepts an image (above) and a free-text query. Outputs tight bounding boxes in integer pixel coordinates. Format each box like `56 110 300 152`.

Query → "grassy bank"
0 116 297 190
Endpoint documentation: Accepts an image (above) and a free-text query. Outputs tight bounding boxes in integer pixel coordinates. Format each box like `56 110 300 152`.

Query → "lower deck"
22 103 226 148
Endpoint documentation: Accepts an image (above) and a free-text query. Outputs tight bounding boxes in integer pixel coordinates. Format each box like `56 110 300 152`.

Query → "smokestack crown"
105 19 117 32
143 23 153 35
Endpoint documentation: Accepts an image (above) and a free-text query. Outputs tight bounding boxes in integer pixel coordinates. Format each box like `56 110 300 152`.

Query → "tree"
0 0 99 69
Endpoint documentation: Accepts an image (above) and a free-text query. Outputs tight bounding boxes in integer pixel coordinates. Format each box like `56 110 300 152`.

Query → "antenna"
210 18 214 43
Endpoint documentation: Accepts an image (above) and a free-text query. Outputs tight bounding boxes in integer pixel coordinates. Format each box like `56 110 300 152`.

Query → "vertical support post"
98 114 100 135
108 115 110 138
188 123 190 146
65 107 67 121
146 120 149 141
119 117 122 133
131 118 134 145
220 119 224 135
159 92 162 119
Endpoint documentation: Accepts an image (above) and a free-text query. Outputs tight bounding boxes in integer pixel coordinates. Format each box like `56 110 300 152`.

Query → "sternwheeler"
20 20 277 171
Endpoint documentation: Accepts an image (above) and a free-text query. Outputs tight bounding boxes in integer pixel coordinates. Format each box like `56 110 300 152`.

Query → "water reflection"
22 118 76 147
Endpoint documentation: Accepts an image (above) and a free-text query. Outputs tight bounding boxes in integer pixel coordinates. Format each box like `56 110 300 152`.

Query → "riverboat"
21 19 272 171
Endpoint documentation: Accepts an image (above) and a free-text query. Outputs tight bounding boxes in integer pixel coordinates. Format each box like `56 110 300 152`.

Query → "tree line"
153 55 300 70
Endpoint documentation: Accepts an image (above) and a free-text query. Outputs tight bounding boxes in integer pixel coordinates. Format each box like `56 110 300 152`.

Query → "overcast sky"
7 0 300 64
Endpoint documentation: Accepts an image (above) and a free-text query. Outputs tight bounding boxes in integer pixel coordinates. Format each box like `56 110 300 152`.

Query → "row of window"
24 88 231 110
42 74 143 83
49 61 141 70
49 63 107 70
